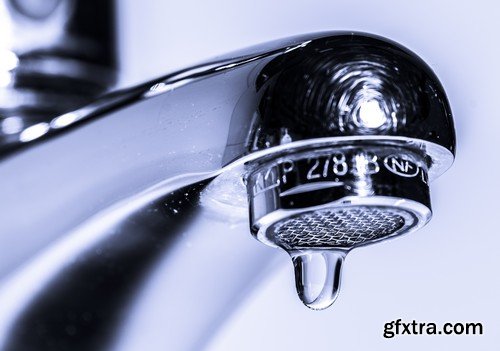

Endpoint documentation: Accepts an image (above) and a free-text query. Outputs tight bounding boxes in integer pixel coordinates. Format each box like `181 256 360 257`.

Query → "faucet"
0 1 455 350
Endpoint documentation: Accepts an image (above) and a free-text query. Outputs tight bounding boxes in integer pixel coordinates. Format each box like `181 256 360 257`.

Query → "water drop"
289 249 346 310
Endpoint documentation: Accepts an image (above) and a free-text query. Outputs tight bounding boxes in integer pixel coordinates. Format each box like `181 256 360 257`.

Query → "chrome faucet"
0 1 455 350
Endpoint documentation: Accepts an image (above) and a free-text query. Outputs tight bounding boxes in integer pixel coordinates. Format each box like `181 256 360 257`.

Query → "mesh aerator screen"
269 206 414 249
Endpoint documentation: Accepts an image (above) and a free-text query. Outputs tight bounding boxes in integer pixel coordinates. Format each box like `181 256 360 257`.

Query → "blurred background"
117 1 499 350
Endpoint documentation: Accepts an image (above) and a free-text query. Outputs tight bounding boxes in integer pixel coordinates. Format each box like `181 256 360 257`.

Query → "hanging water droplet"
289 249 346 310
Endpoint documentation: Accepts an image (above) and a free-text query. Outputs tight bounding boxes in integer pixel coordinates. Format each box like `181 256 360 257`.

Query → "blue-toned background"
115 1 499 350
0 0 494 351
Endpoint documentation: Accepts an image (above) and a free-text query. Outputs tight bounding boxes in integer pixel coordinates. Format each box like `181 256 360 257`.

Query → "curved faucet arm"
0 33 325 351
0 32 454 350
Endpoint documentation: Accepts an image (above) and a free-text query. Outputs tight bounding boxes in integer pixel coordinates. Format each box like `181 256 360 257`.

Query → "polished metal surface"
0 0 117 152
246 144 432 251
0 25 455 350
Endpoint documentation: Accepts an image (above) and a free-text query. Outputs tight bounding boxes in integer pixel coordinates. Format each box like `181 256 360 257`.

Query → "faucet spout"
0 32 455 350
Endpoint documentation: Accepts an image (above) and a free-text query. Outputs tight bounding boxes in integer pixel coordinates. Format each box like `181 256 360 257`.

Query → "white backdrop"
119 1 499 350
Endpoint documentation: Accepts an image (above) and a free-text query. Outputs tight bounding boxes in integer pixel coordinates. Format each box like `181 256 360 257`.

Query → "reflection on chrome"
0 50 18 72
0 117 22 135
357 99 388 129
19 122 49 142
0 8 455 349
